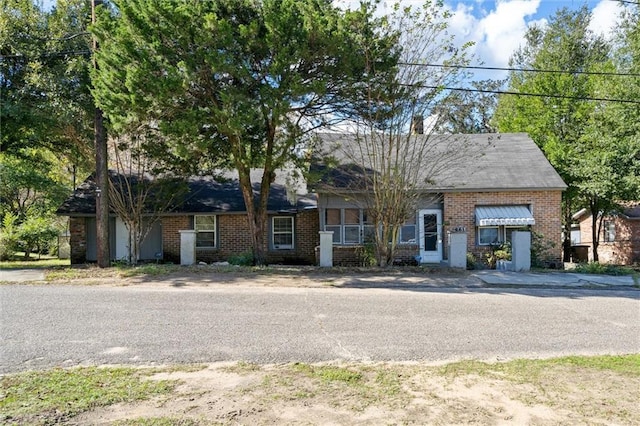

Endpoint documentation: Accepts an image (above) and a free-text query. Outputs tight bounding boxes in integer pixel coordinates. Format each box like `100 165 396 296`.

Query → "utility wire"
402 83 640 104
399 62 640 78
3 50 638 104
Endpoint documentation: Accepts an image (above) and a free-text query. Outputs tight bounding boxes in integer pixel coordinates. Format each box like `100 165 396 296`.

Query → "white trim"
194 215 216 248
418 209 442 263
272 216 294 249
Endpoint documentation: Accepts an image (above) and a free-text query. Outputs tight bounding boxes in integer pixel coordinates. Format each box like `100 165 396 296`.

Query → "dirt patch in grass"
68 355 640 425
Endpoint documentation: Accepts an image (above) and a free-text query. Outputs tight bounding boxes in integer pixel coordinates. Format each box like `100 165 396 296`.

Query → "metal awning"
475 206 535 226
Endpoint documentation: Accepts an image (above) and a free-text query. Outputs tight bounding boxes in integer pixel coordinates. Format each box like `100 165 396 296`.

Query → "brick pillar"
69 217 87 264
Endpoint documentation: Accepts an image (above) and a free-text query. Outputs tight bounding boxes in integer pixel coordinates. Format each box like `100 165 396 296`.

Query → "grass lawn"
2 355 639 425
0 253 70 270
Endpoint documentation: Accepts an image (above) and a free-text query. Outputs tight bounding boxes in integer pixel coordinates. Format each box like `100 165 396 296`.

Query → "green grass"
0 367 177 425
0 256 70 270
440 354 640 379
293 363 363 384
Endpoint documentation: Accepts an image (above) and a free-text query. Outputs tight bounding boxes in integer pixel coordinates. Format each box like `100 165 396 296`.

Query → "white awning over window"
475 206 535 226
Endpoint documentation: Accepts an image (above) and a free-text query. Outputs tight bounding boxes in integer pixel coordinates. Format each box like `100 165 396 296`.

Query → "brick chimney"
411 115 424 134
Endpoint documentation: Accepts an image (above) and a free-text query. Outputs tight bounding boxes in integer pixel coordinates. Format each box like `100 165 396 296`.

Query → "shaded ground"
72 360 640 425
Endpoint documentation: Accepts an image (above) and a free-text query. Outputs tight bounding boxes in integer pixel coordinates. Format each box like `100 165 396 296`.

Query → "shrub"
531 231 555 268
466 252 478 270
0 213 19 261
228 251 254 266
573 262 635 276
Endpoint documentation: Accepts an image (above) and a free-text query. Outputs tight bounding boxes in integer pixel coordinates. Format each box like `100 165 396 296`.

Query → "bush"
17 216 59 259
484 242 511 269
228 251 254 266
466 252 478 270
531 231 555 268
573 262 635 276
0 213 19 261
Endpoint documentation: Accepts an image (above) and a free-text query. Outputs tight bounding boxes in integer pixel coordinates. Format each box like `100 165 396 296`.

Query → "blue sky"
42 0 626 78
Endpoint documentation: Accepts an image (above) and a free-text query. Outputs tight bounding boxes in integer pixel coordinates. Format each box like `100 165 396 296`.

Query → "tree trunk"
237 167 270 266
93 0 110 268
591 211 600 263
562 202 572 262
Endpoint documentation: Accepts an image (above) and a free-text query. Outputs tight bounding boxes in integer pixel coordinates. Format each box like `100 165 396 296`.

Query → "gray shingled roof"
57 169 316 216
311 132 567 192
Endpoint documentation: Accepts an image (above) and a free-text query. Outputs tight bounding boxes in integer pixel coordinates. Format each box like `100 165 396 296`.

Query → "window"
478 227 499 245
399 218 416 244
325 209 342 244
478 226 528 246
323 209 417 245
343 208 361 244
604 221 615 242
272 217 294 249
194 215 216 248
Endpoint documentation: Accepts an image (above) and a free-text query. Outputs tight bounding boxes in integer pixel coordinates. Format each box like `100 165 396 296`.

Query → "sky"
442 0 625 76
43 0 627 80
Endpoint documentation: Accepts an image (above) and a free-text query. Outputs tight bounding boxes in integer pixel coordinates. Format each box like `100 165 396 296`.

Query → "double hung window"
272 217 294 249
194 215 216 248
604 221 615 242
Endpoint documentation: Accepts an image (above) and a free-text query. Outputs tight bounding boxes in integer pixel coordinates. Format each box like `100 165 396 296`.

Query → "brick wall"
69 217 87 264
162 211 319 264
161 216 190 263
578 215 640 264
444 190 563 262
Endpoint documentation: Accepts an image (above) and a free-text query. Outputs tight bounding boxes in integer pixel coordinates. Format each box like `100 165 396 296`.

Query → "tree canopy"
91 0 397 264
493 6 611 261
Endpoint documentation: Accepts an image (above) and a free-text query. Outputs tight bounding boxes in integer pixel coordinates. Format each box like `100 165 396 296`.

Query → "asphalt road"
1 285 639 373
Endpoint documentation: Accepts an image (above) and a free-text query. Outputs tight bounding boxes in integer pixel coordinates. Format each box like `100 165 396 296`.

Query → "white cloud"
588 0 623 39
449 0 542 70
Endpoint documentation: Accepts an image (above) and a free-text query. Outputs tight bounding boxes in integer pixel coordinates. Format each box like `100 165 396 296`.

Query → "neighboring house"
573 204 640 264
56 170 318 264
311 132 567 265
57 132 567 266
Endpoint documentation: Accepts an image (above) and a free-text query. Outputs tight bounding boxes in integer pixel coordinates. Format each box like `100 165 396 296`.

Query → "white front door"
419 209 442 263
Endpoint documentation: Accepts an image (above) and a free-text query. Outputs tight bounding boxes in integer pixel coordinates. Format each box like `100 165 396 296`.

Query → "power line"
402 83 640 104
399 62 640 78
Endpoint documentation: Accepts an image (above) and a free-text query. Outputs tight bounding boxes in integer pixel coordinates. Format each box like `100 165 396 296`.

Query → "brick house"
573 204 640 264
311 132 566 265
58 132 566 266
57 170 318 264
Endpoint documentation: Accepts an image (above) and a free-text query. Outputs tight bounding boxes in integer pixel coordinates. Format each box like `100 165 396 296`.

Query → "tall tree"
1 0 95 170
433 79 503 134
493 6 610 261
575 3 640 261
91 0 395 265
328 0 478 266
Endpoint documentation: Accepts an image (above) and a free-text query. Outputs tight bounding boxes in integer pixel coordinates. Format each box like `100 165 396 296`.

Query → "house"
56 170 318 264
572 204 640 264
311 132 567 265
57 132 566 266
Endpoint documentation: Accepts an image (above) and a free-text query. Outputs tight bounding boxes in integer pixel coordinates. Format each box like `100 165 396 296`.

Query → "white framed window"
604 221 615 242
478 226 528 246
399 218 416 244
194 215 216 248
272 216 294 249
478 226 500 245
